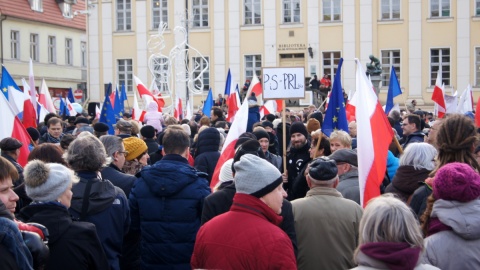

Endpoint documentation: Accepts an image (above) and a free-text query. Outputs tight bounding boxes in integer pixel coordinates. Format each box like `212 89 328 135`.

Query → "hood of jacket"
432 199 480 240
147 101 158 112
139 155 203 197
391 166 430 194
195 127 220 157
70 172 117 216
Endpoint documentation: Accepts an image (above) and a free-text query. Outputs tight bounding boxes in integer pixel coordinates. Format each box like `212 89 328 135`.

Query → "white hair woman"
385 143 437 203
352 195 439 270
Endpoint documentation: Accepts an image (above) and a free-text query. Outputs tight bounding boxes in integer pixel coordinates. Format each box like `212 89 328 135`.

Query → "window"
30 34 39 62
430 48 450 86
81 42 87 67
283 0 300 23
475 48 480 87
152 0 168 29
117 0 132 31
192 0 208 27
245 55 262 81
322 52 341 79
48 36 56 63
29 0 43 12
381 0 400 20
430 0 450 17
244 0 261 25
322 0 341 22
192 57 209 91
10 31 20 60
476 0 480 16
58 2 73 18
381 50 401 87
117 59 133 92
152 56 169 92
65 38 73 66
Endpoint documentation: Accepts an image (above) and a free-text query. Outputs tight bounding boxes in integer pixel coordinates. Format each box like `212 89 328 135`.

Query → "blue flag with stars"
1 65 22 100
59 98 69 118
99 95 116 135
114 85 124 118
322 58 349 137
202 88 214 117
67 88 75 103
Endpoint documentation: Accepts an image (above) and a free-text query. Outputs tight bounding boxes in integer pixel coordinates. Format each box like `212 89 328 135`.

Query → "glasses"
118 151 128 156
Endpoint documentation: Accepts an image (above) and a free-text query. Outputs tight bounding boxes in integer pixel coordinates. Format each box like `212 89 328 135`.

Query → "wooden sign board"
262 67 305 100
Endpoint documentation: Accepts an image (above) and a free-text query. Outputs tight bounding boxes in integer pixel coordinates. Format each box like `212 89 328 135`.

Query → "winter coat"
409 181 433 218
144 138 159 156
247 106 260 132
286 142 311 200
18 202 109 270
291 161 311 200
265 151 282 170
194 127 221 183
201 183 298 257
129 154 211 270
337 168 360 205
101 163 136 197
276 122 291 158
143 102 164 133
69 172 130 270
385 166 430 203
191 193 297 270
292 187 363 270
422 199 480 269
402 131 425 150
1 153 24 187
353 251 438 270
386 150 399 180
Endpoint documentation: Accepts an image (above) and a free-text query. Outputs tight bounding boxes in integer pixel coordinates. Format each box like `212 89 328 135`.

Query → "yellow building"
86 0 480 110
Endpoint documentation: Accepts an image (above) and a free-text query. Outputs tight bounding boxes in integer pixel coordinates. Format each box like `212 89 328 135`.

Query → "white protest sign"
262 67 305 99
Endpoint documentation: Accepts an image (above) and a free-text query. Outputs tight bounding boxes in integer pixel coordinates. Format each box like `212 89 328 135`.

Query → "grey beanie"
24 160 78 202
234 154 282 198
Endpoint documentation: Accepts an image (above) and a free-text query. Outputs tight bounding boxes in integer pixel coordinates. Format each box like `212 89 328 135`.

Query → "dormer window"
56 0 77 18
29 0 43 12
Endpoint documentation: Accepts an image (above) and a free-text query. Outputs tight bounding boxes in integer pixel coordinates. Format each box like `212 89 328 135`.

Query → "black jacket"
144 138 159 155
402 131 425 150
201 183 298 257
194 128 221 183
101 164 136 198
18 202 109 270
1 153 24 187
409 183 432 219
285 142 311 200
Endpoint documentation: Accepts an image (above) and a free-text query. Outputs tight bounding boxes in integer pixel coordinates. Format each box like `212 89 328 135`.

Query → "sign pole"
282 100 287 173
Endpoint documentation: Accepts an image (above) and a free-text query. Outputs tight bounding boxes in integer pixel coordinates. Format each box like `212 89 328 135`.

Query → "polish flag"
210 85 253 189
226 85 240 122
353 59 394 207
95 104 101 119
0 93 31 167
22 81 37 128
475 95 480 127
27 59 37 125
132 90 145 122
457 84 473 114
324 90 332 110
249 75 263 97
174 96 183 120
38 79 56 113
259 100 276 119
432 71 446 118
276 99 283 112
185 99 192 121
134 75 163 112
345 89 356 121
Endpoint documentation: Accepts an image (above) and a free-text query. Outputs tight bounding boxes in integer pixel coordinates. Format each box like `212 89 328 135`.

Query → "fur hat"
114 119 133 132
24 160 78 202
181 124 191 136
290 122 308 139
433 162 480 202
0 138 23 151
27 127 40 141
93 122 109 133
306 118 320 134
253 129 269 142
309 111 324 127
308 158 338 181
219 159 234 183
140 125 156 139
329 149 358 167
234 154 282 198
123 137 148 161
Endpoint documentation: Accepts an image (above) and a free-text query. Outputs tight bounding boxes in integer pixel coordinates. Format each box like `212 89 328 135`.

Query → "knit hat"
74 117 89 125
232 139 266 173
290 122 308 139
219 159 234 183
93 122 109 133
261 121 274 130
123 137 148 161
306 118 320 134
433 162 480 202
181 124 191 136
0 138 23 151
253 129 269 142
140 125 156 139
308 158 338 181
234 154 282 198
114 119 133 132
27 127 40 141
24 160 78 202
234 133 257 149
329 149 358 167
248 93 258 106
265 114 276 122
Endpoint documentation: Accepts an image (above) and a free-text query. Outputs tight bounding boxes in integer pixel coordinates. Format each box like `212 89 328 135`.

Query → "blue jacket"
247 105 260 132
129 154 211 270
194 127 221 183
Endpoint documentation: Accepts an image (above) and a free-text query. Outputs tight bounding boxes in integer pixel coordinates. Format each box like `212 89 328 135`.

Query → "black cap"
290 122 308 139
93 122 110 133
252 129 269 142
0 138 23 151
261 121 274 129
74 117 89 125
26 127 40 141
140 125 156 139
308 158 338 181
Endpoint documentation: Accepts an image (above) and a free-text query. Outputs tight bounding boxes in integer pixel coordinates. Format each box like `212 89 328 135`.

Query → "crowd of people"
0 96 479 270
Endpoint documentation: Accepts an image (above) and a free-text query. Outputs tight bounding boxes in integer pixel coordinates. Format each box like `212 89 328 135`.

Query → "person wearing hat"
0 137 25 187
93 122 110 138
17 160 109 269
192 154 296 269
421 162 480 269
122 137 149 175
26 127 40 151
140 125 159 155
292 157 363 270
63 116 77 134
284 121 311 200
329 148 360 204
114 119 133 139
253 127 282 170
143 101 164 133
246 93 260 133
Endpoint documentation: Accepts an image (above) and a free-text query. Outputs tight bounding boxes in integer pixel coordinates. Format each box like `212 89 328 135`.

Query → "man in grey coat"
329 149 360 205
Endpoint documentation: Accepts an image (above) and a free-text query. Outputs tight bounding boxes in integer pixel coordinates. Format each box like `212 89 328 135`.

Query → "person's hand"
282 172 288 183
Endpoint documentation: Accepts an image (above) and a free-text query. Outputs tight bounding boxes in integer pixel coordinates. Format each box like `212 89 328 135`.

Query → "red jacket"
191 193 297 269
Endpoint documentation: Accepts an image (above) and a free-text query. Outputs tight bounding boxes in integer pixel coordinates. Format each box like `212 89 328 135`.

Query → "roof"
0 0 86 30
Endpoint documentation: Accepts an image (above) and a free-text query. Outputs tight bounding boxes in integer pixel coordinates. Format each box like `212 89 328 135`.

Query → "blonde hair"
329 130 352 148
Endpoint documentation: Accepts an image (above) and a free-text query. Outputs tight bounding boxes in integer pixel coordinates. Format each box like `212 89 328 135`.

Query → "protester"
246 93 260 132
284 121 310 200
18 160 109 269
26 127 40 151
210 107 225 127
421 163 480 269
129 126 210 269
123 136 149 175
292 157 362 269
329 130 352 153
329 148 360 204
191 154 296 269
143 101 164 133
213 158 234 191
253 127 282 170
114 119 133 138
59 134 75 152
424 118 443 148
352 195 438 270
93 122 110 138
140 125 159 155
193 127 222 183
0 137 24 187
401 114 425 150
65 132 130 270
39 117 65 144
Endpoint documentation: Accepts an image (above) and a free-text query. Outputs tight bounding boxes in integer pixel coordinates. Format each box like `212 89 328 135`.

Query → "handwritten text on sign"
262 67 305 99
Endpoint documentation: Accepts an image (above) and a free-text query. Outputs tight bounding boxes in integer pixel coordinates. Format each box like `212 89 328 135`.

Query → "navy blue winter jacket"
194 127 221 183
129 154 211 270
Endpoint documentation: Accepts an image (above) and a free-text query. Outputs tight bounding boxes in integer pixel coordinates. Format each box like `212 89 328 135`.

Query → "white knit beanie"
219 159 234 183
234 154 282 198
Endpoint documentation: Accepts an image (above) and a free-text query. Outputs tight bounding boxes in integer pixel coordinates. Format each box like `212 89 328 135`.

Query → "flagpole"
282 100 287 174
393 136 404 155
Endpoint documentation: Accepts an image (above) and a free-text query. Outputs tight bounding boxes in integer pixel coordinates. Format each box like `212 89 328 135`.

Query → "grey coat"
422 199 480 269
337 168 360 205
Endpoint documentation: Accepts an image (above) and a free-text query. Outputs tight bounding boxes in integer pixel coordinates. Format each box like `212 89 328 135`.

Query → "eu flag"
1 65 22 100
67 88 75 103
114 85 124 118
322 58 348 137
59 98 69 118
202 88 214 117
99 95 116 135
224 68 231 96
385 66 402 114
120 83 127 102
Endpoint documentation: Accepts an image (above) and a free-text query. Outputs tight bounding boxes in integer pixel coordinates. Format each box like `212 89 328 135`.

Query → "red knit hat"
433 162 480 202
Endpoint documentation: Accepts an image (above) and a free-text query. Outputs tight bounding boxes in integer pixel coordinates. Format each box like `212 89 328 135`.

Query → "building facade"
87 0 480 110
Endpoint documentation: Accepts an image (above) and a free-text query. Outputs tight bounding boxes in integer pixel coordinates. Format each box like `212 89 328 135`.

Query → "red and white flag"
174 96 183 120
38 79 56 113
226 86 240 122
248 75 263 97
65 98 77 116
22 80 37 128
109 87 116 108
260 100 276 119
27 59 37 124
133 75 163 112
132 90 145 122
353 59 394 207
457 84 473 114
432 71 446 118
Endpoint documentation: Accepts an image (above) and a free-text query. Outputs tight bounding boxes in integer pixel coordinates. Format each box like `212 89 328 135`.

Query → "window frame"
29 0 43 12
152 0 168 29
282 0 300 23
81 41 87 68
65 38 73 66
380 0 400 20
48 36 56 64
116 0 132 31
476 0 480 16
30 33 39 62
117 59 133 92
10 31 20 60
429 0 450 18
380 50 401 87
192 56 210 91
244 54 262 82
192 0 209 28
430 48 450 86
244 0 262 25
322 51 342 80
322 0 341 22
475 47 480 88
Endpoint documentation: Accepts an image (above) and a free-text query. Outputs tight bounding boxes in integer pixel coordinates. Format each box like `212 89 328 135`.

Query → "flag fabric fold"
432 71 446 118
226 85 240 122
67 88 75 103
99 95 116 135
134 76 163 112
385 66 402 114
202 88 214 117
457 85 473 114
248 75 263 97
38 79 56 113
224 69 232 96
28 59 37 123
1 65 22 100
114 85 124 118
22 81 37 128
322 58 348 137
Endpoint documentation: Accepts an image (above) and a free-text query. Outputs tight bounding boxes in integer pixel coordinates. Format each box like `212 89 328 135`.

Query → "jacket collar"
306 186 343 198
162 154 189 164
231 193 283 226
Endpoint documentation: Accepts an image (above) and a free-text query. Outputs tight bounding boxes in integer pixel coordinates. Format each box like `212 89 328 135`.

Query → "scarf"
360 242 422 270
46 133 63 144
427 217 452 237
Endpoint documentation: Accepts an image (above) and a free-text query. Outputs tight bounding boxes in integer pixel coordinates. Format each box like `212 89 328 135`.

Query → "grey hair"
64 131 111 172
354 194 424 263
329 130 352 148
99 135 124 164
400 142 437 170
